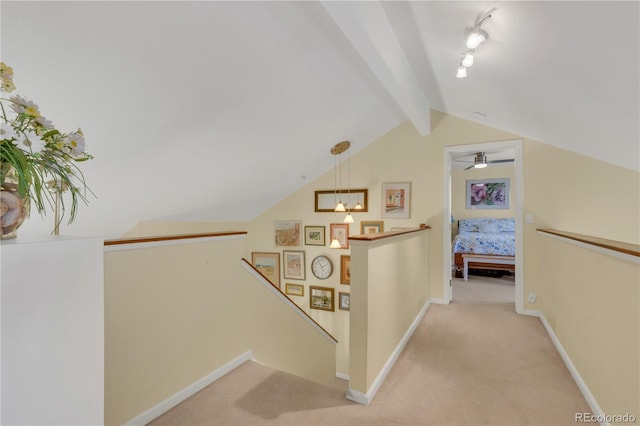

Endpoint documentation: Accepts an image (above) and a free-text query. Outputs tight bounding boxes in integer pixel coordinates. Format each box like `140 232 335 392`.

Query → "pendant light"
343 144 354 223
332 142 349 212
330 140 352 247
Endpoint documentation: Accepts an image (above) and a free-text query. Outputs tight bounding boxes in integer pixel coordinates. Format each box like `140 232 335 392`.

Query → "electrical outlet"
527 292 537 303
525 214 534 224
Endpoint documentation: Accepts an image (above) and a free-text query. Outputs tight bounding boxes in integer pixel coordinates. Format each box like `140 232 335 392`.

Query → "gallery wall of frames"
250 182 412 314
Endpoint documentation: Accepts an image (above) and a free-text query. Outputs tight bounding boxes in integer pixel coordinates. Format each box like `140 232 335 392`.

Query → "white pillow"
479 221 498 233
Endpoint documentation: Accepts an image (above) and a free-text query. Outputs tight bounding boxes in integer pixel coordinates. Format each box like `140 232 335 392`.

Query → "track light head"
465 29 488 49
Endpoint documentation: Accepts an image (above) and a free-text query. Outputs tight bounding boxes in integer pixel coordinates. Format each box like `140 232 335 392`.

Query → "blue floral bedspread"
452 231 516 256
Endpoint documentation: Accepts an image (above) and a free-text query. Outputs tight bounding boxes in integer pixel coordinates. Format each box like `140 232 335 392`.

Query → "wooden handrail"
537 228 639 258
104 231 247 246
241 259 338 344
349 224 431 242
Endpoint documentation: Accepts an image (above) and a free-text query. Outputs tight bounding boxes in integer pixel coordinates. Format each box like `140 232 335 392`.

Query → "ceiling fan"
456 152 514 170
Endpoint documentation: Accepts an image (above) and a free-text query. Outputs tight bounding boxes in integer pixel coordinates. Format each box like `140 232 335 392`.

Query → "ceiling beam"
321 1 431 136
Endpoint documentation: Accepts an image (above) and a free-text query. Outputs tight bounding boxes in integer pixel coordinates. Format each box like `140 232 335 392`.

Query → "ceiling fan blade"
464 164 475 170
488 159 514 164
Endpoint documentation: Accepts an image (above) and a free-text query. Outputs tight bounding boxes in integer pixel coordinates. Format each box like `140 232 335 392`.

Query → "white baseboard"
346 300 431 405
517 308 541 317
336 372 350 381
123 350 255 426
429 297 450 305
535 313 606 425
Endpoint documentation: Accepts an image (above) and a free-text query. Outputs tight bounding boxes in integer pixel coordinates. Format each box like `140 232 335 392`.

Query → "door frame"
442 139 524 313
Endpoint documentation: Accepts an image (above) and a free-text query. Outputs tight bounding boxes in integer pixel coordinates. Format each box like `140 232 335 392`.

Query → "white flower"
0 62 15 93
34 116 55 130
65 131 86 157
0 121 18 141
16 129 46 153
9 95 41 118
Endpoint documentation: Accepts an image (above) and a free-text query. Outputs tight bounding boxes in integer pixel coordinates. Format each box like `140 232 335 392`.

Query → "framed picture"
285 283 304 297
466 178 510 209
304 226 325 246
274 220 302 247
251 252 280 288
382 182 411 219
283 250 305 280
339 292 350 311
360 220 383 234
340 255 351 284
314 189 368 213
330 223 349 249
309 286 335 312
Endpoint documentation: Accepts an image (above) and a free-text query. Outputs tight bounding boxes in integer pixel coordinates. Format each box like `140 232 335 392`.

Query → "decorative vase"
1 172 29 239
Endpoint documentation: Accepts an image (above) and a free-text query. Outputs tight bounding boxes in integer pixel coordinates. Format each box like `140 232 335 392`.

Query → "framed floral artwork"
251 252 280 288
283 250 305 280
382 182 411 219
466 178 510 209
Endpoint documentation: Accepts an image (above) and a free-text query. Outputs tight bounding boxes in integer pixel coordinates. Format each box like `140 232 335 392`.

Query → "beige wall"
348 230 429 394
104 236 335 425
535 235 639 417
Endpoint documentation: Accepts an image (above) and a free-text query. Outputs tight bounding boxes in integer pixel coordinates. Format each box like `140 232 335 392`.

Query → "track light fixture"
456 8 495 78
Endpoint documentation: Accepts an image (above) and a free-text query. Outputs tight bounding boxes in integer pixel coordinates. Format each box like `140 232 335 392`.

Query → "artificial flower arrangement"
0 62 92 236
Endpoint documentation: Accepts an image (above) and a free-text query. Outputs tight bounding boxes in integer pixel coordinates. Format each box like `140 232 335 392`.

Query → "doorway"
443 140 524 313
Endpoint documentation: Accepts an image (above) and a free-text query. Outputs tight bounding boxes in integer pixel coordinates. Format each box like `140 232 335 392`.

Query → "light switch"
525 214 534 224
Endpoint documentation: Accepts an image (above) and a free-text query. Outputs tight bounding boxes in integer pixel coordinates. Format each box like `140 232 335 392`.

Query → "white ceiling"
1 1 638 238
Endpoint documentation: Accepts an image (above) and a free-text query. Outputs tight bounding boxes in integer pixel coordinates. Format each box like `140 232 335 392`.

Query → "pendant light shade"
335 202 346 212
343 213 354 223
330 238 342 249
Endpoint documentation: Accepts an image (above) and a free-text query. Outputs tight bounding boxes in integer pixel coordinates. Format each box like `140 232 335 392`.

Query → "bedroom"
450 147 516 302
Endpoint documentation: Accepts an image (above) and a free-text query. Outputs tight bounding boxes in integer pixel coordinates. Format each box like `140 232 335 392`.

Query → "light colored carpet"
149 276 590 426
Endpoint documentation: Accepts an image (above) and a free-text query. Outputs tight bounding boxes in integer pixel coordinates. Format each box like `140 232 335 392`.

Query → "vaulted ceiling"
2 1 638 238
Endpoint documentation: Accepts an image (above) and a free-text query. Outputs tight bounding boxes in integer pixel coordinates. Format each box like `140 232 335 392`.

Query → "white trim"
429 297 450 305
531 312 607 425
443 140 524 312
104 234 245 252
336 372 350 381
517 308 541 317
240 260 338 345
537 230 639 265
122 351 255 426
346 300 431 405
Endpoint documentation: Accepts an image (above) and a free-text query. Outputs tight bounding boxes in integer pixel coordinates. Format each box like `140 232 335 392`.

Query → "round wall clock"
311 255 333 280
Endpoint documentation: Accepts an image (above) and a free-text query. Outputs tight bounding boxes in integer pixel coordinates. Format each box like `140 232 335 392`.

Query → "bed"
452 217 516 278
